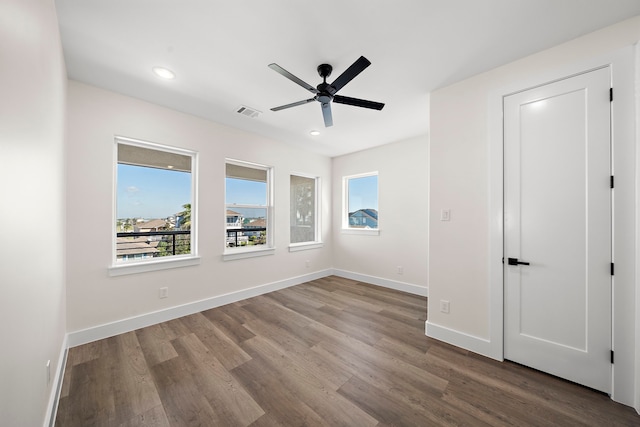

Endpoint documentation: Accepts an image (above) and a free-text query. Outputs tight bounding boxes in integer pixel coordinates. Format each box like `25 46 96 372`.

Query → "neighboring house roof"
349 209 378 220
246 218 266 228
116 237 159 256
226 209 242 216
348 209 378 229
135 219 168 231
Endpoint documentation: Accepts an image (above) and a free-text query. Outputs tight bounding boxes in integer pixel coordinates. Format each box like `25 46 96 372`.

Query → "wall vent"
236 105 262 118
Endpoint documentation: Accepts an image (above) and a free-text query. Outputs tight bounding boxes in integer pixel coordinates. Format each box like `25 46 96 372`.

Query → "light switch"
440 209 451 221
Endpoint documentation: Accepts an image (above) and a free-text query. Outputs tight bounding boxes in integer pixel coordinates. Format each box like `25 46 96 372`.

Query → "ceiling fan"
268 56 385 127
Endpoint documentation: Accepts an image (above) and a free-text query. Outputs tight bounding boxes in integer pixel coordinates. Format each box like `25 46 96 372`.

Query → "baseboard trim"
425 320 500 361
67 269 332 348
332 269 428 297
44 334 68 427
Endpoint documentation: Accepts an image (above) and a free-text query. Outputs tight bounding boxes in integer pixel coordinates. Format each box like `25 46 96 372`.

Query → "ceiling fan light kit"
269 56 385 127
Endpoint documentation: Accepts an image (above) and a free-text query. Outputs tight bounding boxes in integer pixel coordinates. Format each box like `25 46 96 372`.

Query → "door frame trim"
487 46 636 405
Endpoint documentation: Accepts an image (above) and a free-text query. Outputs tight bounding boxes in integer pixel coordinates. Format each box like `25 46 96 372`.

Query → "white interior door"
503 67 612 393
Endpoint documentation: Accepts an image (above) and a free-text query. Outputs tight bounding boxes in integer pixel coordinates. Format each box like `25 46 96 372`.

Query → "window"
225 160 273 259
290 174 321 249
343 172 379 234
111 137 198 275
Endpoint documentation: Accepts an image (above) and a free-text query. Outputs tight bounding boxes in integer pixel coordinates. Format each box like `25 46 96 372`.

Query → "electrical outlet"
305 260 310 268
440 300 450 314
397 266 404 275
159 287 169 299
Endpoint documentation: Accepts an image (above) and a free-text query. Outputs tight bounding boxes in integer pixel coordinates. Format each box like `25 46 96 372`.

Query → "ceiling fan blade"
268 63 318 94
330 56 371 93
333 95 385 110
321 102 333 127
271 98 315 111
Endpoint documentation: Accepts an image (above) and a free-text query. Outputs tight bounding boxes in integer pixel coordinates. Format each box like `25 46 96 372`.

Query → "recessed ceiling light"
310 130 320 136
152 66 175 80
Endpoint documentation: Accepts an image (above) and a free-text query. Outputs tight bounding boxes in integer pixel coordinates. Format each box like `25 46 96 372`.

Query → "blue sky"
348 175 378 212
225 178 266 205
117 164 191 219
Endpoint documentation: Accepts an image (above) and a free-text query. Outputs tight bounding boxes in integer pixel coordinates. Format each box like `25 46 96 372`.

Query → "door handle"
508 257 530 266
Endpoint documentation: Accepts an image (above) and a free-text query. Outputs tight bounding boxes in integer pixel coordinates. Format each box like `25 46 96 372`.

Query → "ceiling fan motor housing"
317 63 333 79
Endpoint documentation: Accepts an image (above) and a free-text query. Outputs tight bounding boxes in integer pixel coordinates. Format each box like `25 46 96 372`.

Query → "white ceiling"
55 1 640 157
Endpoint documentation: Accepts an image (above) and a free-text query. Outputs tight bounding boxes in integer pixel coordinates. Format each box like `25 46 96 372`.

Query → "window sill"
341 228 380 236
288 242 324 252
223 246 275 261
108 256 201 276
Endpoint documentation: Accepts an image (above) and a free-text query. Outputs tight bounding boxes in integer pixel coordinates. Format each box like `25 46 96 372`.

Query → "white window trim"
342 171 380 235
111 136 199 275
341 228 380 236
222 246 276 261
109 256 201 276
289 242 324 252
224 158 274 260
288 172 323 249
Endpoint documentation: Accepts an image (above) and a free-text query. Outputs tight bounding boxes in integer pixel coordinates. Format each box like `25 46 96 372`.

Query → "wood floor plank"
443 370 584 427
337 303 431 352
171 333 265 426
311 332 449 399
111 332 165 423
243 317 353 390
149 357 222 426
240 297 319 347
178 312 252 370
338 374 494 427
135 323 179 367
55 275 640 426
241 335 378 427
119 404 171 427
231 357 329 426
285 282 350 310
201 306 256 344
55 360 114 426
216 301 256 325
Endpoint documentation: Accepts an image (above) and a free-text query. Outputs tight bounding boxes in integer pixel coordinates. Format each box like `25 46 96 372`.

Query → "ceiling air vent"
236 105 262 118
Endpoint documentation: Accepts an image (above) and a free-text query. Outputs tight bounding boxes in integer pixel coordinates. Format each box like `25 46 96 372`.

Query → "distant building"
226 210 243 228
134 219 169 233
226 209 248 246
244 218 266 241
116 236 159 261
349 209 378 228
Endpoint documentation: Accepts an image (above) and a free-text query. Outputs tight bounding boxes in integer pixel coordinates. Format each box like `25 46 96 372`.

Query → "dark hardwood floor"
55 276 640 426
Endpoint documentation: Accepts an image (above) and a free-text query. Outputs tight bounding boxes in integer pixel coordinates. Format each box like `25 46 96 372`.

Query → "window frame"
289 173 323 252
342 171 380 236
109 136 199 276
223 158 275 261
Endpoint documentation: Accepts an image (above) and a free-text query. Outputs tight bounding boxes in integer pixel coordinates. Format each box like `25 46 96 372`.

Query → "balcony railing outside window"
226 227 267 247
116 230 191 261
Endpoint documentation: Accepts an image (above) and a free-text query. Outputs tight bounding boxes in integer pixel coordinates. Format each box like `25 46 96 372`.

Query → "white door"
503 67 612 393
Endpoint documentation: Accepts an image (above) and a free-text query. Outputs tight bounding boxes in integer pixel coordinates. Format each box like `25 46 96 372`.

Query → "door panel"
504 67 611 393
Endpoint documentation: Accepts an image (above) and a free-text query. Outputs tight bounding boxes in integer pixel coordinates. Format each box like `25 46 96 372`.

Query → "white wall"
332 136 429 294
428 16 640 409
0 0 67 425
65 81 333 333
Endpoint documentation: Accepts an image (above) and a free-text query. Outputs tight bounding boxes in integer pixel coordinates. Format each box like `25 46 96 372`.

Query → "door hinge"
610 175 614 189
611 350 614 364
611 263 614 276
610 88 613 102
